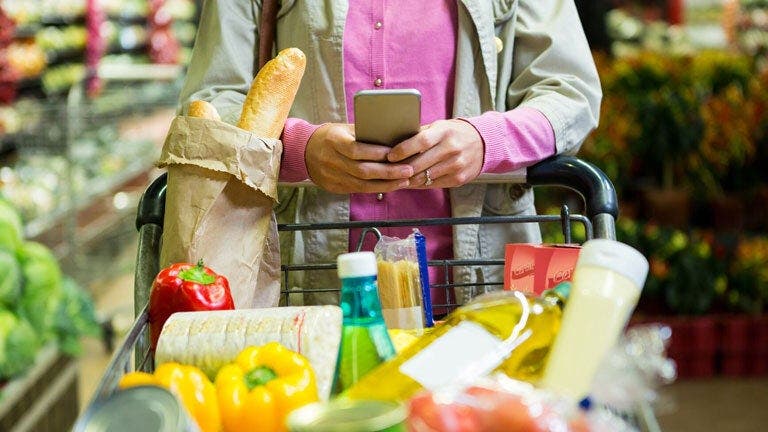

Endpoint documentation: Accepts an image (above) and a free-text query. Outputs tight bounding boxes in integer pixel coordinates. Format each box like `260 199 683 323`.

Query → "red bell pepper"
149 260 235 350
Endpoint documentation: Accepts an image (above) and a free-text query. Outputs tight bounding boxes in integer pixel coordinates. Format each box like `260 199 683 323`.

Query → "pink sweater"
278 1 555 298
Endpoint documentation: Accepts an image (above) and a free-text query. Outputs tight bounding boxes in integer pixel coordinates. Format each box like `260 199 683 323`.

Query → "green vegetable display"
0 198 23 252
0 199 101 382
55 277 101 356
17 241 64 343
0 309 41 379
0 249 22 307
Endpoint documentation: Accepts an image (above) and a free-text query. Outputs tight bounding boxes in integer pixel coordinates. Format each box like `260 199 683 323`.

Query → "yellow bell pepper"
215 342 319 432
119 363 221 432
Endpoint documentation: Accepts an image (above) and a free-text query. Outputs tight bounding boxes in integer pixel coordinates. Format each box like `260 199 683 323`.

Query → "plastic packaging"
541 239 649 402
590 324 677 414
374 230 433 329
406 373 638 432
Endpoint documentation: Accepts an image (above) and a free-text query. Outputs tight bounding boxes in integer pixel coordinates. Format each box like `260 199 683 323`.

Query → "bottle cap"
551 281 572 300
337 251 378 279
577 239 649 291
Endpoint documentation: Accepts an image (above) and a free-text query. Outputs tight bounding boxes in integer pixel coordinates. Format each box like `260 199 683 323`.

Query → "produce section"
0 0 194 278
0 197 100 431
0 2 195 428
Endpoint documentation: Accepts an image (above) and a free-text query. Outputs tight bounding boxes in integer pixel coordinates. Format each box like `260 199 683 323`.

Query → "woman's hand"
305 123 413 194
387 119 484 188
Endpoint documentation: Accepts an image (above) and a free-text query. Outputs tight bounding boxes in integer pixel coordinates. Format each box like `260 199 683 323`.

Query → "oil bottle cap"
337 251 378 279
577 239 649 290
551 281 572 300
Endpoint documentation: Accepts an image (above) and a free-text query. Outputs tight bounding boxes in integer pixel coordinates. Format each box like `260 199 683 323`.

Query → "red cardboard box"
503 244 581 295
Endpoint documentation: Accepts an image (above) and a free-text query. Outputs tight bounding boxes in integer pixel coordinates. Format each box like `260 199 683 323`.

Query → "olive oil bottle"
342 284 570 402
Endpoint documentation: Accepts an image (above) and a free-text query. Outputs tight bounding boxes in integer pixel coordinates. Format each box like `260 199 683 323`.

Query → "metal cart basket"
77 155 661 432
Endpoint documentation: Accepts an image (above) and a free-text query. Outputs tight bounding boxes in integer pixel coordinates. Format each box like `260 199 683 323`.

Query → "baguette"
188 100 221 120
237 47 306 138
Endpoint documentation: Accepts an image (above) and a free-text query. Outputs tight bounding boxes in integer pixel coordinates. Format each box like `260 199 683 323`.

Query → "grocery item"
215 342 319 432
154 306 342 400
331 252 396 395
148 260 235 351
188 100 221 121
375 231 432 329
342 284 570 402
287 399 407 432
377 259 423 328
541 239 649 402
0 308 40 379
237 47 307 138
406 375 593 432
387 328 433 353
73 385 199 432
503 243 581 295
158 47 301 308
119 363 220 432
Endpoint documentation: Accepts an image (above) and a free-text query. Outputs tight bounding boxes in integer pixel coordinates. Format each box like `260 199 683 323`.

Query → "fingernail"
399 180 410 188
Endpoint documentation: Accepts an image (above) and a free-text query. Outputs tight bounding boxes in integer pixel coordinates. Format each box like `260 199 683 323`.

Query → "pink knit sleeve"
462 107 556 174
279 118 322 182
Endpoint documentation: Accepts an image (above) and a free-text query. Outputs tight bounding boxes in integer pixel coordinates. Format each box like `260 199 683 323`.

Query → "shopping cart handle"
526 155 618 220
135 156 618 229
136 172 168 230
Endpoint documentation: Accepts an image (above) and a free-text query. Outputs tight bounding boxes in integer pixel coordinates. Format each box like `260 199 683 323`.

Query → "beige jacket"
180 0 602 302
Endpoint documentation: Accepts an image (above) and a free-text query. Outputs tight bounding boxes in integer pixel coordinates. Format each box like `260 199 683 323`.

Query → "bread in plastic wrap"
155 306 342 400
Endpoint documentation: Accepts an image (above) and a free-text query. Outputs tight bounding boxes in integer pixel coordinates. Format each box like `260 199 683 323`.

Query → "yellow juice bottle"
342 284 570 402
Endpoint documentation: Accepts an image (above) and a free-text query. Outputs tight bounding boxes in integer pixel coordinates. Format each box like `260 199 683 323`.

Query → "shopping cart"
77 154 661 432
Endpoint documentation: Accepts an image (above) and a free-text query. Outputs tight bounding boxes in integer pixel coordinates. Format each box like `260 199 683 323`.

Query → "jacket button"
377 193 384 201
494 37 503 53
374 78 383 87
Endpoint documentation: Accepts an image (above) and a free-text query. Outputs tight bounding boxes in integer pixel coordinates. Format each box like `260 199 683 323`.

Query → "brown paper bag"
158 116 283 308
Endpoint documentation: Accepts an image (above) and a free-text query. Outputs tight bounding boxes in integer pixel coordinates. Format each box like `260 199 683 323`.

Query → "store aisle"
77 246 136 410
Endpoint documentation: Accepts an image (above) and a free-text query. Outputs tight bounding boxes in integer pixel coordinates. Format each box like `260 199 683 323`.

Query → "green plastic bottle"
331 252 396 395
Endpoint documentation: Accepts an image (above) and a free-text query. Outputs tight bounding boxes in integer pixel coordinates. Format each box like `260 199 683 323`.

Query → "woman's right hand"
305 123 413 194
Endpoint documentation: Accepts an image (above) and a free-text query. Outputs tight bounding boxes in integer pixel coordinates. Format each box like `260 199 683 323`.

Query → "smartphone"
354 89 421 146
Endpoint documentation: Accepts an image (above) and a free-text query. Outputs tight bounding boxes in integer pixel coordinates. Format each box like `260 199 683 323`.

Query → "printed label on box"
504 244 580 295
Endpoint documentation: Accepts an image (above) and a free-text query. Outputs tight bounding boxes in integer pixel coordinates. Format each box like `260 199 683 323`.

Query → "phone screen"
354 89 421 146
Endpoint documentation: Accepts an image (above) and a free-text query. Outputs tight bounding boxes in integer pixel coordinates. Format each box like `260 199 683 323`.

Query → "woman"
180 0 602 307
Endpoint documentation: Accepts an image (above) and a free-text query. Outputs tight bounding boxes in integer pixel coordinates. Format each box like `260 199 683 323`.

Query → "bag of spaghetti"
374 229 433 330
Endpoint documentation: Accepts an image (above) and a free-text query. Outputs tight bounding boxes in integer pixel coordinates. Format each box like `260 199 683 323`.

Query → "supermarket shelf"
40 15 85 26
108 14 148 25
25 154 159 242
0 344 79 432
13 24 41 39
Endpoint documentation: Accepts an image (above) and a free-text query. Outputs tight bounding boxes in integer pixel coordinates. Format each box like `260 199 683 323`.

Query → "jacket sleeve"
178 0 259 125
503 0 602 156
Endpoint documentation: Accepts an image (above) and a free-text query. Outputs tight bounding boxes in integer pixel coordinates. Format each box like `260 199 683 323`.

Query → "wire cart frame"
77 155 662 432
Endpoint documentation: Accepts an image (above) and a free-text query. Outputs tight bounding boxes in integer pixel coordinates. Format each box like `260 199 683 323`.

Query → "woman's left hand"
386 119 484 188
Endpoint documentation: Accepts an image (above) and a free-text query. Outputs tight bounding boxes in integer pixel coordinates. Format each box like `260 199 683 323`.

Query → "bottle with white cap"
540 238 649 402
331 251 396 395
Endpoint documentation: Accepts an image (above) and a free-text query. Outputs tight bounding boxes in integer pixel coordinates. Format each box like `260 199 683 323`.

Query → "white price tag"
398 321 504 391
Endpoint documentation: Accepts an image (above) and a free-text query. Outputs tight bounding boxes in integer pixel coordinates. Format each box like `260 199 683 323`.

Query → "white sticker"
398 321 505 391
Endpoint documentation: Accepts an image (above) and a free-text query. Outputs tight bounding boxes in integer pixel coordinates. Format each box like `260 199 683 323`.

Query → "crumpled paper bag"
158 116 282 308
